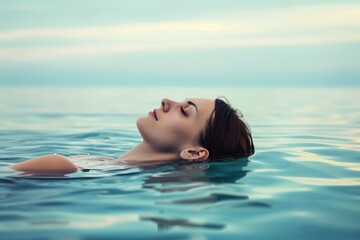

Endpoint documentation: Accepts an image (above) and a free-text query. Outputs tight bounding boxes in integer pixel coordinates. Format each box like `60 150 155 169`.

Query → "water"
0 87 359 240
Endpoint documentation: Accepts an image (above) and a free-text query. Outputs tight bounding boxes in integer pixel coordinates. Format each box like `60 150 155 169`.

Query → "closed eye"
181 107 188 116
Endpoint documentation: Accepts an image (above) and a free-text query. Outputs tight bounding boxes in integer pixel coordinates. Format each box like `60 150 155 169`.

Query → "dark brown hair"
198 98 255 160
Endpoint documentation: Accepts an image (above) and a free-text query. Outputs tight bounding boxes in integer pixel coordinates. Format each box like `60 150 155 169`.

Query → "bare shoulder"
10 154 78 174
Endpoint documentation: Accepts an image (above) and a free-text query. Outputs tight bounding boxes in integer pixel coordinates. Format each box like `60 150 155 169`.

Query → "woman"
10 97 254 175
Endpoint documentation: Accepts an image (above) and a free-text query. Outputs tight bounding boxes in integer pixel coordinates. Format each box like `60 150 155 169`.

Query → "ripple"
140 216 225 231
278 176 360 186
166 193 249 205
286 150 360 171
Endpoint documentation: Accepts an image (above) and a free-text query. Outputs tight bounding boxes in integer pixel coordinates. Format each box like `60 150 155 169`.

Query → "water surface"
0 87 359 239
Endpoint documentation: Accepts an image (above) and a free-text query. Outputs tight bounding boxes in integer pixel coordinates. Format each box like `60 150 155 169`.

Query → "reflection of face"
137 98 215 153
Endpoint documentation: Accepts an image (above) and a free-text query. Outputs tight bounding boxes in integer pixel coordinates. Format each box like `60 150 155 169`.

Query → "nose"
161 98 178 112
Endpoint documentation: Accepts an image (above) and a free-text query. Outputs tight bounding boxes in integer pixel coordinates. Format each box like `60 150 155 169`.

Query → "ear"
180 147 209 162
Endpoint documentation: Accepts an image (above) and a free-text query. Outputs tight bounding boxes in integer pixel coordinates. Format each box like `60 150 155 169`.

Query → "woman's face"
137 98 215 153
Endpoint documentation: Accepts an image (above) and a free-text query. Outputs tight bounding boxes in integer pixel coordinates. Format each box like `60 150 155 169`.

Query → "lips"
152 109 158 121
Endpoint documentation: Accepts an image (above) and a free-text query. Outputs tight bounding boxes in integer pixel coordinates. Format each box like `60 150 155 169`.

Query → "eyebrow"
187 100 198 113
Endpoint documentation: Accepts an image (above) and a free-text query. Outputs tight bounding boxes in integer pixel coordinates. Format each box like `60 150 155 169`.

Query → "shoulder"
10 154 78 174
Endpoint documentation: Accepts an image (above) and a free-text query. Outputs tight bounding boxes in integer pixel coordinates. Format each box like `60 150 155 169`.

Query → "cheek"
157 120 196 147
167 123 194 140
161 117 192 135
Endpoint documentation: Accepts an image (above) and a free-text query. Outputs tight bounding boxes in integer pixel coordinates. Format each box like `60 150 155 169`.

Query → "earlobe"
180 147 209 161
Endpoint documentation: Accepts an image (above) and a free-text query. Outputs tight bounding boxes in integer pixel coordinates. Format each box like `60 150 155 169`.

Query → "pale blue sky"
0 0 359 86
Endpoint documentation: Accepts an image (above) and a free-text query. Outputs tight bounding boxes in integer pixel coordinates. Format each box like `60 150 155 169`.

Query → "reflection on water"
167 192 248 205
140 216 225 231
143 159 249 193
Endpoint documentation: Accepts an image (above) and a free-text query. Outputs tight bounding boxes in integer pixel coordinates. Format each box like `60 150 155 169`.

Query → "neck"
118 141 179 166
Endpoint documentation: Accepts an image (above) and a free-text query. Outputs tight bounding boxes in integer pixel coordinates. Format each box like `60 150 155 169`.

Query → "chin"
136 117 144 132
136 117 150 139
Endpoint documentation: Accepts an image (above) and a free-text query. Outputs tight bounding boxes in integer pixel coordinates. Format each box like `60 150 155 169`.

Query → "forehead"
188 97 214 104
188 97 215 113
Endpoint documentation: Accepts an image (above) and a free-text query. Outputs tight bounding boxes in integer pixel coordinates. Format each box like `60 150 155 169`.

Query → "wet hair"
198 98 255 160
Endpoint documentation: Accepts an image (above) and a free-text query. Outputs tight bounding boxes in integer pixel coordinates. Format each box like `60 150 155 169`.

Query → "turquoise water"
0 87 359 239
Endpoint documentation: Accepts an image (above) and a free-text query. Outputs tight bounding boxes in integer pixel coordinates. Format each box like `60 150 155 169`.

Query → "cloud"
0 4 359 61
0 22 229 41
1 33 360 61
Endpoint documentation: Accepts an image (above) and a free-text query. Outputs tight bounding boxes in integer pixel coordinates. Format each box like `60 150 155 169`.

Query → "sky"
0 0 359 87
